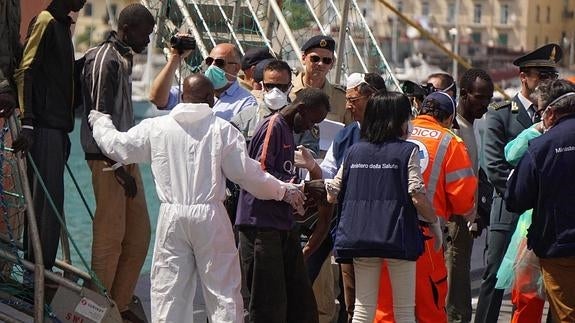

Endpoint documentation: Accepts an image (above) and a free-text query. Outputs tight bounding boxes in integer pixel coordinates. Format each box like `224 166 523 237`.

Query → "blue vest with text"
334 139 424 260
333 122 361 169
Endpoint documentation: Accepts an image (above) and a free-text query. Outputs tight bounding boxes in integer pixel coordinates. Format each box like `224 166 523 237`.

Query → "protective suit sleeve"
221 125 286 201
504 126 541 167
91 116 153 164
505 151 538 214
444 139 477 216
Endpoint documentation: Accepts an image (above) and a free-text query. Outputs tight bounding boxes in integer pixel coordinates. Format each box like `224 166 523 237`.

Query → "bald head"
209 43 242 80
182 74 215 107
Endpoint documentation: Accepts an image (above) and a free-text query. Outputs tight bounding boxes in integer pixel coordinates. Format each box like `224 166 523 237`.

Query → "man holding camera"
150 41 257 122
148 33 196 112
80 4 155 321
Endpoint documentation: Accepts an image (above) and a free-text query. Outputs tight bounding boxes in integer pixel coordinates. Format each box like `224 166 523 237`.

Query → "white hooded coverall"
91 103 289 323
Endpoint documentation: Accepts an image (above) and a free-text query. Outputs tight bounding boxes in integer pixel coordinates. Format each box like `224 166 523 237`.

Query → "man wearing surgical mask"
150 42 256 121
231 59 292 142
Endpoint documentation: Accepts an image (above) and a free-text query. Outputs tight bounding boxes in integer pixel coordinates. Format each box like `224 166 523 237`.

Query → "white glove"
282 183 306 215
88 110 111 128
429 217 443 252
294 145 317 171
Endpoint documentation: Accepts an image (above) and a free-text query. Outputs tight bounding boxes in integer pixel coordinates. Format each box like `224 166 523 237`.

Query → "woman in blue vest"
326 91 442 323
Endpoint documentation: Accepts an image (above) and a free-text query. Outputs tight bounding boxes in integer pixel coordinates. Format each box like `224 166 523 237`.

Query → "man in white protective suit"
87 74 306 323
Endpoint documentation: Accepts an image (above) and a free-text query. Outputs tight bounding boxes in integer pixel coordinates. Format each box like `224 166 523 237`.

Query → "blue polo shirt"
236 113 296 230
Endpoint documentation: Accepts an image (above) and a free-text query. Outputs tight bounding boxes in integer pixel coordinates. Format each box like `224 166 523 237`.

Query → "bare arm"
308 162 323 180
326 165 344 203
149 47 192 108
411 192 437 223
302 204 333 259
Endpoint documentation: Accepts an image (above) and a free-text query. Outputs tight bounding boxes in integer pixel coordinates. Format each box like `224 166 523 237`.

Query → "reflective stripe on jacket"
409 115 477 219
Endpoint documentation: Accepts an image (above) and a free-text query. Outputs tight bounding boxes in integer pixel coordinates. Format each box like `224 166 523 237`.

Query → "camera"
401 80 427 100
170 34 196 54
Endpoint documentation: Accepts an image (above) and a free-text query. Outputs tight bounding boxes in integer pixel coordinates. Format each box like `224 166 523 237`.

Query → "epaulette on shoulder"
445 128 464 143
489 100 512 111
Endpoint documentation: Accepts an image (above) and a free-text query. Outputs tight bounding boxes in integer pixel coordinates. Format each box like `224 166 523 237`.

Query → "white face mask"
263 87 289 110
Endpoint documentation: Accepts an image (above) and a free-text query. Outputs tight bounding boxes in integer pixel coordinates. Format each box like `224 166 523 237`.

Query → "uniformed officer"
474 43 563 323
291 35 350 155
291 35 349 124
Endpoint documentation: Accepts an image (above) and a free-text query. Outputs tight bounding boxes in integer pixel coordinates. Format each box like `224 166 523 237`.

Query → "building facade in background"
351 0 575 69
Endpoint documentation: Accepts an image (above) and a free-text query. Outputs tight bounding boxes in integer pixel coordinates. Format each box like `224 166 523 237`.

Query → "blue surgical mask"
204 65 228 90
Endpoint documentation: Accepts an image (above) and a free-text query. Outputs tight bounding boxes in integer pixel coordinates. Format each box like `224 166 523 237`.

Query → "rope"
65 163 94 220
26 154 108 297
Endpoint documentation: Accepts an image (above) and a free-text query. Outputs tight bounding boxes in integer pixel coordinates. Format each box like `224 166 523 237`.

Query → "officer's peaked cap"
513 43 563 70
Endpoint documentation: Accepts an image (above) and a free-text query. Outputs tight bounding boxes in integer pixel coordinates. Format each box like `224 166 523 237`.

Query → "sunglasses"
263 83 292 92
204 57 238 68
308 55 333 65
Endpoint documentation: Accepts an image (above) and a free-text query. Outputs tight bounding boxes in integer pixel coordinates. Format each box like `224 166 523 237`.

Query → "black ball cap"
253 58 277 83
513 43 563 70
301 35 336 53
241 47 274 70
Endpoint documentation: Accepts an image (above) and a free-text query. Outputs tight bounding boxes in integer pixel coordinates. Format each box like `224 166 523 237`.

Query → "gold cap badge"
319 39 327 47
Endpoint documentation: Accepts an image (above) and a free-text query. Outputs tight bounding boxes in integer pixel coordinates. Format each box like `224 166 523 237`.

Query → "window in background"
422 1 430 16
473 3 482 24
447 2 455 24
500 3 509 24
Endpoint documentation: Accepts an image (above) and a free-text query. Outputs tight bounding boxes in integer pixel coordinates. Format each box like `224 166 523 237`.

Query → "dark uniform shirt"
483 94 532 231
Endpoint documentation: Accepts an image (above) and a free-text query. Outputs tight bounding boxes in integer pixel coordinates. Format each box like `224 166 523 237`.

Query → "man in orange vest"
375 91 477 323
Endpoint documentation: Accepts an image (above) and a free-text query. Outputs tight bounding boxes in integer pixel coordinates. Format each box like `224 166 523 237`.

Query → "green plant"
283 0 313 30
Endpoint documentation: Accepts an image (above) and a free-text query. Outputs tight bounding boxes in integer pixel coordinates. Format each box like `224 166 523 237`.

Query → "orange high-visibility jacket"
409 115 477 219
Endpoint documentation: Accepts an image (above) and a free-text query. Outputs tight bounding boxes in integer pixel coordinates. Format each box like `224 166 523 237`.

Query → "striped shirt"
236 113 296 230
14 5 75 131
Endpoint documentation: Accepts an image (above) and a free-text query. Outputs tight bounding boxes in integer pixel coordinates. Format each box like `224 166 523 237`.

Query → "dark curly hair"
459 68 493 93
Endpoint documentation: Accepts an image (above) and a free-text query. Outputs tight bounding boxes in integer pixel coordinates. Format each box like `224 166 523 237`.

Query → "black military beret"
301 35 336 53
253 58 277 83
241 47 274 70
513 43 563 69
